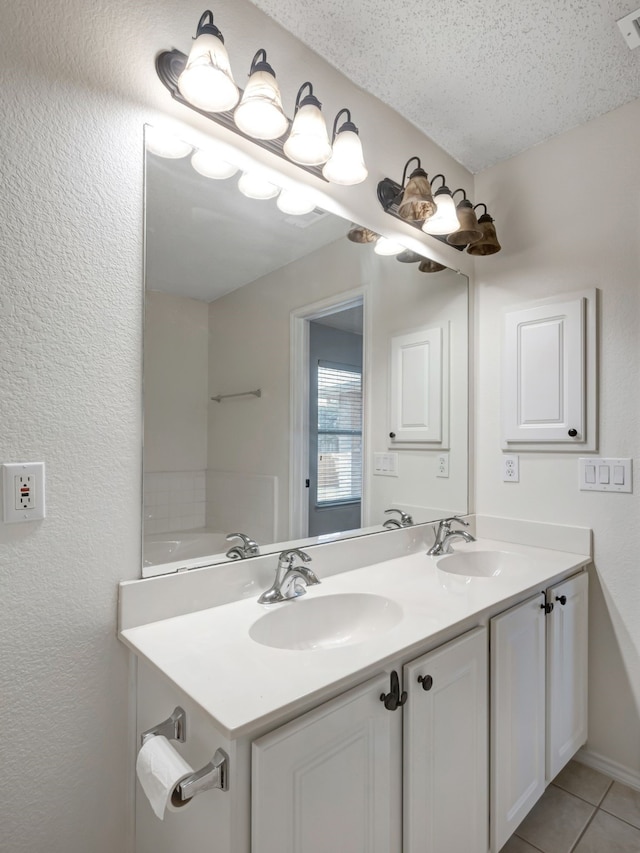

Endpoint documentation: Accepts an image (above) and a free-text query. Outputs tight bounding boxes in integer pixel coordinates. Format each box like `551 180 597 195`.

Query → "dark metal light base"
155 49 327 182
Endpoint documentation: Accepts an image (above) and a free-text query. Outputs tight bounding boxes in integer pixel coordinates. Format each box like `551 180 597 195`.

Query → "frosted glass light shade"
322 130 368 185
276 189 316 215
238 171 280 200
145 128 192 159
234 70 288 140
283 103 332 166
422 190 460 235
191 149 238 180
374 237 403 256
178 33 239 112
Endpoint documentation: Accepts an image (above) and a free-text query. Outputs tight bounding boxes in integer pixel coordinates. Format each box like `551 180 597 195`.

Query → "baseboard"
575 747 640 791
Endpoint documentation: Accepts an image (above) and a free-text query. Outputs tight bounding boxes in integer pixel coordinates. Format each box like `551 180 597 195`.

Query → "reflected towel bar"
211 389 262 402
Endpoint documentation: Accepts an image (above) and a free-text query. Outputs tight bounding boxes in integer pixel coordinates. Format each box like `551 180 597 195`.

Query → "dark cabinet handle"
389 432 396 439
540 601 554 614
568 428 578 437
380 670 407 711
417 674 433 691
556 595 567 606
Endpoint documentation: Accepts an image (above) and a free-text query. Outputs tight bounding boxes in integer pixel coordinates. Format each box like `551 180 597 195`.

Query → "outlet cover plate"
2 462 46 523
502 454 520 482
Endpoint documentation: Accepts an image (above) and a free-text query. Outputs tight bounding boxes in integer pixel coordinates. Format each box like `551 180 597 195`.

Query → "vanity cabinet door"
252 673 402 853
491 593 546 853
546 572 589 781
403 627 488 853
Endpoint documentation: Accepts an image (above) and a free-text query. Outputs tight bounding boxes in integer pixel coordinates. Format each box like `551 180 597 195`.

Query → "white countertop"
120 539 589 739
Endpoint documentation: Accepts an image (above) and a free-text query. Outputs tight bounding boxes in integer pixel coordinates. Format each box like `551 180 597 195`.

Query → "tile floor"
502 761 640 853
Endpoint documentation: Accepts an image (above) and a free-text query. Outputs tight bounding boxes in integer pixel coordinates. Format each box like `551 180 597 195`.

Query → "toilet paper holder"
141 706 187 746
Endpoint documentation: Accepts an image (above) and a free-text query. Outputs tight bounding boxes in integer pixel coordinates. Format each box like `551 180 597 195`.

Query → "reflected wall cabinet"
502 290 597 451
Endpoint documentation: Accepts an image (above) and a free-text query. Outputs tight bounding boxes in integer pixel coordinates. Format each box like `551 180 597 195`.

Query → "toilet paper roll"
136 735 195 820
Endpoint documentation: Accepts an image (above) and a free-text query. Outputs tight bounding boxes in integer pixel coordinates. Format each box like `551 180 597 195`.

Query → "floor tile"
552 760 613 805
601 782 640 830
502 835 543 852
573 810 640 852
515 786 595 853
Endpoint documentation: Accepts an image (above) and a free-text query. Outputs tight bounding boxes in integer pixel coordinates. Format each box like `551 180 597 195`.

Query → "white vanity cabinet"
252 627 488 853
490 573 588 852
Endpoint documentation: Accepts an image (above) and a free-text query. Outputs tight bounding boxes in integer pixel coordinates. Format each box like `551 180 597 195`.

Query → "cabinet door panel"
491 594 546 852
252 674 402 853
547 572 589 781
403 627 488 853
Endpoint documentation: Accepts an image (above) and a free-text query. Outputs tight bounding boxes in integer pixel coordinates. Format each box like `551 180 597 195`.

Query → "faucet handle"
278 547 312 566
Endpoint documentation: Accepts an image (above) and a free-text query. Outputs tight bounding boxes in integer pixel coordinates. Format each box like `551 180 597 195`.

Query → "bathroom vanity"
119 521 590 853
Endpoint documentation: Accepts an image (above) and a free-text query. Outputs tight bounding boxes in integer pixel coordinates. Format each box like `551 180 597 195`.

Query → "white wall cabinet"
253 628 487 853
502 291 596 450
491 573 589 852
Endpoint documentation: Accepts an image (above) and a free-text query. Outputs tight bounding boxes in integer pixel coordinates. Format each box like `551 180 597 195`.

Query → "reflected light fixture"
396 249 422 263
347 225 379 243
234 49 288 140
374 236 404 256
276 188 316 215
419 258 446 273
145 127 193 159
467 204 502 255
447 190 483 246
422 174 460 235
177 10 239 113
283 82 332 166
322 109 368 185
397 157 436 223
237 171 280 200
191 148 238 179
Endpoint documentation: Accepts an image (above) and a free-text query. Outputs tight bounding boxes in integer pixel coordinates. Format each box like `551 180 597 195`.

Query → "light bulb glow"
234 70 288 140
191 149 238 180
322 130 368 185
422 191 460 235
283 103 332 166
145 128 193 159
178 33 239 112
276 189 316 216
374 237 403 256
238 171 280 200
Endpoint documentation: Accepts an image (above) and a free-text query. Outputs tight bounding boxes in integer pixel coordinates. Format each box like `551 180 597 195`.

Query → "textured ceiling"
248 0 640 172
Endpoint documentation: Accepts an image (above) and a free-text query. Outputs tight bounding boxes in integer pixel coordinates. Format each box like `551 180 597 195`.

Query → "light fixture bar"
156 49 328 181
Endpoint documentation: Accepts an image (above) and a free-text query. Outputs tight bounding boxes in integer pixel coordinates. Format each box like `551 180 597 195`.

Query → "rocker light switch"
579 458 632 493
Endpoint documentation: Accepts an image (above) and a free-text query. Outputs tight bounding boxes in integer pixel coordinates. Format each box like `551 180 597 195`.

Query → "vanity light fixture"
233 50 288 140
145 127 193 159
447 190 483 246
421 175 460 236
276 188 317 216
283 82 332 166
466 204 502 255
191 148 238 179
396 249 423 263
322 109 368 185
374 236 404 256
237 171 280 200
418 258 446 273
347 225 379 243
177 10 239 113
397 157 436 223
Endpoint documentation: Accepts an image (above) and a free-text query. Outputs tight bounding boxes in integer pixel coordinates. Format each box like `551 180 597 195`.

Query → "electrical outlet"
437 453 450 478
2 462 46 522
502 454 520 483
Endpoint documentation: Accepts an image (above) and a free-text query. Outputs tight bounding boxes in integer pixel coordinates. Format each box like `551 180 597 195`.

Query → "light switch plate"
579 458 632 492
373 452 398 477
2 462 46 522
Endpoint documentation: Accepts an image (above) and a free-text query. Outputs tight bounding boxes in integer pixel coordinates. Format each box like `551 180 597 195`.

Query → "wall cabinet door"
491 593 546 852
503 296 586 445
546 573 589 781
403 627 488 853
252 673 402 853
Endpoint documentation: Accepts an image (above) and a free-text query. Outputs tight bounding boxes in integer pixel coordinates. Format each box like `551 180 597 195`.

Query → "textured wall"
0 0 470 850
474 98 640 778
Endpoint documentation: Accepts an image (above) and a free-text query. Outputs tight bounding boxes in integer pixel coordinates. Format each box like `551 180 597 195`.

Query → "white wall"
0 0 470 850
474 98 640 779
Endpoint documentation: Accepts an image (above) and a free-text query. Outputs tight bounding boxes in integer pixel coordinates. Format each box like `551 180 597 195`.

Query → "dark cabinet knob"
568 428 578 437
540 601 554 614
417 674 433 691
556 594 567 606
389 432 396 439
380 670 407 710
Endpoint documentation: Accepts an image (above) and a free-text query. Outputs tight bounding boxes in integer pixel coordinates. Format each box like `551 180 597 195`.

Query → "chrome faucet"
258 548 321 605
383 508 414 529
225 532 260 560
427 517 475 556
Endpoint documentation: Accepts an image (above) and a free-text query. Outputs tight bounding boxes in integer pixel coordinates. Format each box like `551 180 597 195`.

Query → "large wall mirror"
142 125 469 577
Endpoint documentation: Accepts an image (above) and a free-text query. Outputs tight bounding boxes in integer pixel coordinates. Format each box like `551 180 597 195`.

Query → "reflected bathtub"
143 530 230 576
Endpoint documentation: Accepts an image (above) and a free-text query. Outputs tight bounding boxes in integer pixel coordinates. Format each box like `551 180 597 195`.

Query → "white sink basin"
250 593 403 651
436 550 534 578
